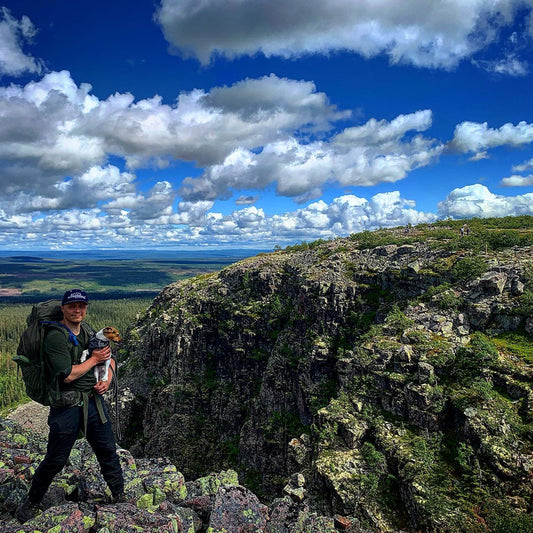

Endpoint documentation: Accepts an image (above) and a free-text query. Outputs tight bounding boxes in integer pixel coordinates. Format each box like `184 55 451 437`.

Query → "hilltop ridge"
118 217 533 532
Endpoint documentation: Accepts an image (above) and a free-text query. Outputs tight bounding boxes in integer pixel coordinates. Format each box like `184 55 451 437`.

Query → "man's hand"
93 353 115 394
94 379 111 394
91 346 111 363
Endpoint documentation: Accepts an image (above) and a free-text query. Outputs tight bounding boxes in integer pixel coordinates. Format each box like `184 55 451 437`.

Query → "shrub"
484 500 533 533
467 332 499 362
450 256 488 282
431 229 457 241
469 379 494 403
434 290 464 310
384 305 414 334
453 332 498 383
522 262 533 286
516 290 533 317
486 231 522 250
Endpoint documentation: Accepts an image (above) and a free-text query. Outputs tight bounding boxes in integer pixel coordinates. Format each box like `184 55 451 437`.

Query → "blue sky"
1 0 533 251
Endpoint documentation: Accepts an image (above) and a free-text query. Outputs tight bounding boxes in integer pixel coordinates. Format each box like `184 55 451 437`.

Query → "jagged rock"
5 503 94 533
266 497 303 533
474 271 508 295
2 420 342 532
266 496 339 533
94 502 178 532
397 245 417 256
208 484 268 532
290 512 337 532
334 514 352 530
287 435 312 472
157 500 203 532
136 456 187 502
186 469 239 498
405 383 434 409
180 469 240 522
315 448 365 513
316 400 368 449
283 473 306 502
374 245 398 256
417 362 434 384
407 260 421 274
511 277 525 295
468 302 493 327
396 344 414 362
115 241 533 531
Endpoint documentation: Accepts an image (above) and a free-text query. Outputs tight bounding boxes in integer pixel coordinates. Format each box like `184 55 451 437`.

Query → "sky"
1 1 533 251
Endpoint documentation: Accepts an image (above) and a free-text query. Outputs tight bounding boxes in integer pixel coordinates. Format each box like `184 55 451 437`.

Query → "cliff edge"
118 228 533 532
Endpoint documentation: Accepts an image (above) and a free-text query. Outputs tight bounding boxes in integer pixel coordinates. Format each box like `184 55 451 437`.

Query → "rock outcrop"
0 418 343 532
117 238 533 531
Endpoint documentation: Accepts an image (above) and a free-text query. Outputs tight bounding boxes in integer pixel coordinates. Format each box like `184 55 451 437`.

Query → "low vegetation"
280 215 533 254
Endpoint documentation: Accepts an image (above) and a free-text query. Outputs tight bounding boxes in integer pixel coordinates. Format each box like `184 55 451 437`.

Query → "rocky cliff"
118 228 533 532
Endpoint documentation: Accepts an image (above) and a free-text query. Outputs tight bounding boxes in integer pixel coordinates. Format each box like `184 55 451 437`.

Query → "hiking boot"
15 497 39 523
110 491 127 504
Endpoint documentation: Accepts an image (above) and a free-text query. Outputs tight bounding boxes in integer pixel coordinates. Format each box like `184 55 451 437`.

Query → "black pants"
28 396 124 503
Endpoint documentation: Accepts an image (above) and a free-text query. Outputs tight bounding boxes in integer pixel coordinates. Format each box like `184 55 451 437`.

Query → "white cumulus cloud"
449 120 533 156
500 174 533 187
512 158 533 172
0 71 346 201
0 8 43 77
180 110 443 203
438 184 533 218
267 191 437 241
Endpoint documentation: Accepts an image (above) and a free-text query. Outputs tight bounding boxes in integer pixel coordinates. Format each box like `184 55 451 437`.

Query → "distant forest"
0 254 243 303
0 253 243 411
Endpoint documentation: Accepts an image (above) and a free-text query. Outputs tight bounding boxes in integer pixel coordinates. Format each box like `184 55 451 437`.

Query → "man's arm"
63 346 111 383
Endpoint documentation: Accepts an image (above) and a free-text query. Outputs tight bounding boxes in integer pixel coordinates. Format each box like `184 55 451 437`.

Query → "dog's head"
100 326 122 343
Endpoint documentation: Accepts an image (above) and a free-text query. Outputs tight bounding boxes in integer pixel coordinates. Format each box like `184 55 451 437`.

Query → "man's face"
61 302 88 324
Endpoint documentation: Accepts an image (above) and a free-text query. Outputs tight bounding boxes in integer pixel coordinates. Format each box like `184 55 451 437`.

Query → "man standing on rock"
16 289 125 523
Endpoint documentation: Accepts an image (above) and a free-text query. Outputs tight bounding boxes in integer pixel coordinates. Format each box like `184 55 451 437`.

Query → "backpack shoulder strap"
81 321 95 337
42 321 80 346
42 322 88 367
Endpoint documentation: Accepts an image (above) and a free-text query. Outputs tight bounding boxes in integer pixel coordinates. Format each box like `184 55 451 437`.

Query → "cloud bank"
1 4 533 250
156 0 533 69
438 184 533 218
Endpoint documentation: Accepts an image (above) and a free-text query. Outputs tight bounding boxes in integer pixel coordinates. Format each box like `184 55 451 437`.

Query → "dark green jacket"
44 324 95 396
